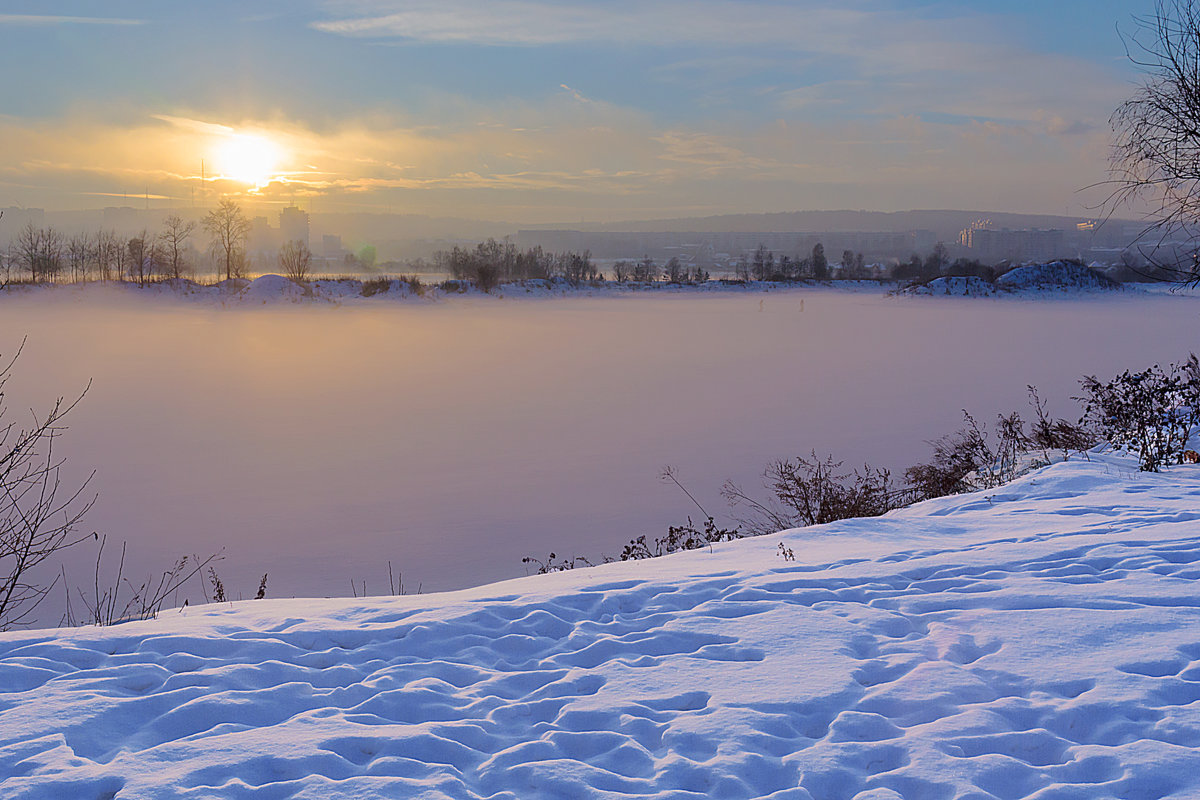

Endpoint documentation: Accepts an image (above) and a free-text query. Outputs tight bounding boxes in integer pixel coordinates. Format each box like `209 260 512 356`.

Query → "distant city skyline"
0 1 1159 222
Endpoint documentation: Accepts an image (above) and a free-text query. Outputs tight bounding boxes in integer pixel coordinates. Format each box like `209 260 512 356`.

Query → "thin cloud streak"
0 14 145 26
313 0 866 46
313 0 1128 134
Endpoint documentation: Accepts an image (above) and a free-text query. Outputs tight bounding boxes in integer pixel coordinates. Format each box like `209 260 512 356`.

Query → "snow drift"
900 262 1122 297
995 262 1121 292
3 446 1200 798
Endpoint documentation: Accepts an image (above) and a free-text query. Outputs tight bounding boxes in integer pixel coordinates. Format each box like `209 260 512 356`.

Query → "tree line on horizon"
0 199 325 287
0 197 1137 290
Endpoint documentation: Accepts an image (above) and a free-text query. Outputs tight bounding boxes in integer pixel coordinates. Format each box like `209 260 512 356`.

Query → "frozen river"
2 285 1198 615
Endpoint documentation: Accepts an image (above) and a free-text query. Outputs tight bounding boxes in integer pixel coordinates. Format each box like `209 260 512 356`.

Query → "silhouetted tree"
160 215 195 280
66 233 91 283
1110 0 1200 281
665 256 684 283
892 254 924 281
752 245 775 281
924 242 949 277
811 243 828 281
279 240 312 282
0 345 95 630
203 199 250 281
126 232 158 287
634 255 657 282
13 222 63 283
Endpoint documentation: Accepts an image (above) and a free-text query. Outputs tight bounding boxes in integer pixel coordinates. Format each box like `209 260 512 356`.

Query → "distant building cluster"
249 206 310 255
959 222 1065 263
246 207 346 266
956 219 1156 266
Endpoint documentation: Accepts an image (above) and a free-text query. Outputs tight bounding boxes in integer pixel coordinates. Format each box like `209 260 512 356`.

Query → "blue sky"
0 0 1160 221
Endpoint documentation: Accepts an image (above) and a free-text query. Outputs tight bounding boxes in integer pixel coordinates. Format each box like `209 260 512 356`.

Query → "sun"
215 132 284 188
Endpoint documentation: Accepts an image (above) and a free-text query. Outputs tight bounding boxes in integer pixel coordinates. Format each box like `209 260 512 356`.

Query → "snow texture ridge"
2 449 1200 798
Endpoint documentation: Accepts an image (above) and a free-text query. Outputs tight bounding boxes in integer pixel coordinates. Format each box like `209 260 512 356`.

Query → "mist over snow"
0 287 1198 616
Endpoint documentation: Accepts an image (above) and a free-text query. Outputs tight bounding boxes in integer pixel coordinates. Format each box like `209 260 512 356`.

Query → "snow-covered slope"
3 448 1200 799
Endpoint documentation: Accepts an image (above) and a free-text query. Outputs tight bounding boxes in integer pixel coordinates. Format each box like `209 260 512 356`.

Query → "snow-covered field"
3 446 1199 798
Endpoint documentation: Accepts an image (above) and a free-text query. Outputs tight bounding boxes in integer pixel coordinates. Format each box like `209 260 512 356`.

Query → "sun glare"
216 132 284 188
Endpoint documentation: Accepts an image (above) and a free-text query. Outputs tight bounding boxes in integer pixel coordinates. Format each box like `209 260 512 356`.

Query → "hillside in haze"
5 207 1143 265
525 209 1142 243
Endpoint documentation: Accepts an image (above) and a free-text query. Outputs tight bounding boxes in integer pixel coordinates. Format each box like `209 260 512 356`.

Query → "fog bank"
1 289 1196 616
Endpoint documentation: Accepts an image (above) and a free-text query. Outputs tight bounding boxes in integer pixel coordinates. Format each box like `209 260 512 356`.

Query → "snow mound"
898 263 1122 298
996 261 1121 292
238 274 312 304
4 450 1200 798
900 276 998 296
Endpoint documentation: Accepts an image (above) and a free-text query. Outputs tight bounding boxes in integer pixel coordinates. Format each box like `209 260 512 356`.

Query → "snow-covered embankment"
2 447 1200 798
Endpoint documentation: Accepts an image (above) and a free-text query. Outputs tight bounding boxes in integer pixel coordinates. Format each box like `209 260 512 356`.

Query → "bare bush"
361 277 390 297
905 413 994 500
69 537 218 626
279 239 312 283
620 516 742 561
522 553 596 573
724 452 908 535
0 343 95 629
1027 385 1097 463
1079 356 1200 471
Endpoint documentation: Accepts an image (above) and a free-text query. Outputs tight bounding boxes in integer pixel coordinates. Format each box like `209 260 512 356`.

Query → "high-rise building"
962 227 1066 263
279 206 309 248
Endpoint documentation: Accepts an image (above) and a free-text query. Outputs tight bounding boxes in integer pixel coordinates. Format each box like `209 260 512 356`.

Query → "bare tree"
0 219 10 289
159 214 196 280
0 342 95 630
94 230 119 283
67 233 91 283
12 222 63 283
126 231 158 287
1110 0 1200 281
203 199 250 282
278 239 312 282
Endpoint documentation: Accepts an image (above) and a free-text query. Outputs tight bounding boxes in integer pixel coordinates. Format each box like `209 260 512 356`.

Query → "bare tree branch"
1109 0 1200 283
0 341 96 629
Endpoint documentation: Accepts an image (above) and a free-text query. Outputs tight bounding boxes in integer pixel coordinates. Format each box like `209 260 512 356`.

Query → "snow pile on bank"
996 261 1121 292
238 274 314 304
3 449 1200 798
899 275 998 296
897 263 1123 298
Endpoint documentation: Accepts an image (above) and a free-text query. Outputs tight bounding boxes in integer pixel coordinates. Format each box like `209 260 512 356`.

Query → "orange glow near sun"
215 132 285 188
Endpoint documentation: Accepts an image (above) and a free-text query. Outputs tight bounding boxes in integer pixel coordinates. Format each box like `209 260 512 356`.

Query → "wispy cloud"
313 0 1128 135
313 0 864 47
151 115 235 136
0 14 145 26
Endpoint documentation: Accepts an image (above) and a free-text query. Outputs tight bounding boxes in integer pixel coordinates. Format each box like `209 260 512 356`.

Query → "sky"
0 0 1160 223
